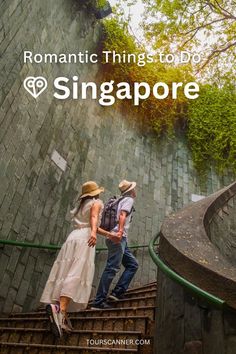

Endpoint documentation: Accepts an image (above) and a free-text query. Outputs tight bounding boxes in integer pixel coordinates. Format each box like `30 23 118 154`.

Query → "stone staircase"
0 282 157 353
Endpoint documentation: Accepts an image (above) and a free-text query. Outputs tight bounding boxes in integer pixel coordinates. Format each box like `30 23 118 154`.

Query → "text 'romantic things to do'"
23 50 201 103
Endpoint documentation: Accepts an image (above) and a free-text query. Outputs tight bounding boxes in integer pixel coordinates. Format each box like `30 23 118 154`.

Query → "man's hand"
88 233 97 247
109 230 123 244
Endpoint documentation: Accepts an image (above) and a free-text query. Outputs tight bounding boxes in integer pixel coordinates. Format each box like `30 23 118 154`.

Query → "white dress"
40 198 103 312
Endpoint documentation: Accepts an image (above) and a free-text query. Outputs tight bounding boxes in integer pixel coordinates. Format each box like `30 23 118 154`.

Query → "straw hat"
79 181 104 199
119 180 136 194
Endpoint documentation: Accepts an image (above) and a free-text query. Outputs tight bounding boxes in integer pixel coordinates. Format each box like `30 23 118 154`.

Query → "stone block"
4 287 17 313
1 219 13 238
18 223 28 241
19 248 30 265
22 295 35 312
226 337 236 354
16 279 30 306
37 215 48 236
12 211 23 233
7 247 21 273
11 263 25 289
224 311 236 335
27 272 41 297
0 253 10 275
15 158 27 180
0 272 12 298
8 192 22 215
16 176 28 196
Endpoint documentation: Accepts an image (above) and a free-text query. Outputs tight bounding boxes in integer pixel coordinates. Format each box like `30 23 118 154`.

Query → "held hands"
88 232 97 247
108 230 123 244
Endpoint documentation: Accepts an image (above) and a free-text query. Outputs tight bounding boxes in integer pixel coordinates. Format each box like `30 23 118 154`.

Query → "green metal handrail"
0 238 149 252
1 235 225 307
149 233 225 309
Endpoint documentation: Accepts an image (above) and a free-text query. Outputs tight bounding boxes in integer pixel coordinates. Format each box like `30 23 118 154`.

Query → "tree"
188 83 236 172
142 0 236 77
102 17 194 135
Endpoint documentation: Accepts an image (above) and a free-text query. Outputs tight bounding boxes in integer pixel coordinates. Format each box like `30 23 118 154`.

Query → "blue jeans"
93 237 138 305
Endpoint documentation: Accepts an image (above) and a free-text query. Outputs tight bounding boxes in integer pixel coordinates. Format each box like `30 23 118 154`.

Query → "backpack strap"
110 195 125 207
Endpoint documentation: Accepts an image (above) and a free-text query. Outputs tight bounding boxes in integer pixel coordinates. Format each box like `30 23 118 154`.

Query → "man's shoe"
46 304 62 338
91 302 113 310
108 293 125 301
108 294 120 301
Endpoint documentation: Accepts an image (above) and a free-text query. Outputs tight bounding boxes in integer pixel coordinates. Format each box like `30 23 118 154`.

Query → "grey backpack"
100 196 125 231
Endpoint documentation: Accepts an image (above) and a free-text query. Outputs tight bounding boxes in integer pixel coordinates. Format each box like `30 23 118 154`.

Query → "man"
91 180 139 309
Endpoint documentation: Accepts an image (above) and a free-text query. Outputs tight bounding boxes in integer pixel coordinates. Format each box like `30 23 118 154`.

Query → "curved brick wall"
159 181 236 308
206 184 236 264
156 182 236 354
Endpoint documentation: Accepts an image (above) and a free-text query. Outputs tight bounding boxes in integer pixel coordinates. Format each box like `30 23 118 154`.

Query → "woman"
40 181 114 337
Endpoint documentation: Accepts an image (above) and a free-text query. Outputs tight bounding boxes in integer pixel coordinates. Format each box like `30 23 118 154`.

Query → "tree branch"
205 0 236 20
183 16 229 36
189 4 208 16
198 41 236 72
181 29 199 47
214 0 236 19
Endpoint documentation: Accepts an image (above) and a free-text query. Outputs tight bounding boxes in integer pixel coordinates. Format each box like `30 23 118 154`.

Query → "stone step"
122 288 157 299
8 306 155 320
34 283 157 311
87 288 157 305
0 315 154 335
79 305 155 319
106 295 156 308
89 289 156 306
0 342 139 353
87 295 156 309
10 296 156 319
0 282 156 353
125 282 157 294
0 327 144 348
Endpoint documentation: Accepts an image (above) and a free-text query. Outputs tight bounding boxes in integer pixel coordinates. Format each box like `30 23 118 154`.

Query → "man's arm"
109 210 128 244
110 197 134 243
117 210 128 238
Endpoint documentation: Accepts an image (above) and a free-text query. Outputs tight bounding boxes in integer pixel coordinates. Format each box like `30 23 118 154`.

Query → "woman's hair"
72 194 99 217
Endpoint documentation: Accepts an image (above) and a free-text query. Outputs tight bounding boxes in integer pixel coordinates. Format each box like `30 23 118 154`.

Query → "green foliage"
102 18 193 135
188 85 236 172
101 17 137 81
101 9 236 174
96 0 108 9
142 0 236 76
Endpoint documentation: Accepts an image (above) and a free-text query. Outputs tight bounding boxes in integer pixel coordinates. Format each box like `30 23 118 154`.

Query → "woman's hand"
88 233 97 247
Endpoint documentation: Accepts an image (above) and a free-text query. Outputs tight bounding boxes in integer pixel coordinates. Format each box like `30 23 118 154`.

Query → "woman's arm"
97 227 116 238
88 201 102 247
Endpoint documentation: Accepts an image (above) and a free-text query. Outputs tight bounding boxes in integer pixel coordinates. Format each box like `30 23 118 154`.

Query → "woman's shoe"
59 311 73 333
65 314 74 331
46 304 62 338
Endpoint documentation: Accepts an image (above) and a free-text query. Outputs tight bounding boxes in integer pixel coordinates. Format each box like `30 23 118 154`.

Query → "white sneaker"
59 311 73 333
108 294 119 301
46 304 62 338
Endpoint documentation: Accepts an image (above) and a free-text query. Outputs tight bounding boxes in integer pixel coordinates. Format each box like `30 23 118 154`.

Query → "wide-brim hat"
79 181 104 199
119 180 136 194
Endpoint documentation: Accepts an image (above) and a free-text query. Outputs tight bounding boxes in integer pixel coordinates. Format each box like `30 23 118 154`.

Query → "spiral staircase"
0 282 156 354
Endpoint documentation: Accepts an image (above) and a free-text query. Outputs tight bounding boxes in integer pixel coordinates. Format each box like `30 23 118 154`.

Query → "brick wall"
155 271 236 354
0 0 234 313
209 194 236 264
